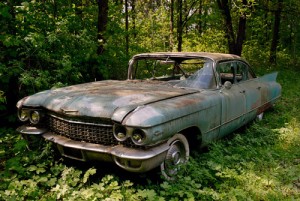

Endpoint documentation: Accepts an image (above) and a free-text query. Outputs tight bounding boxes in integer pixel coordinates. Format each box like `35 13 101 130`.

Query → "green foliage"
1 0 299 101
183 29 227 53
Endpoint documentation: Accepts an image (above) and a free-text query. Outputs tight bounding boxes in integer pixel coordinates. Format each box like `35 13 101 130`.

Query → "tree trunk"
132 0 137 38
75 0 83 19
236 0 247 56
177 0 183 52
3 1 19 116
269 0 283 64
217 0 236 54
217 0 248 56
169 0 174 51
197 0 202 34
183 0 188 34
125 0 129 56
97 0 108 55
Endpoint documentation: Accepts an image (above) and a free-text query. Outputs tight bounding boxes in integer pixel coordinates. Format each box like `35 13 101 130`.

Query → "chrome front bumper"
17 125 169 173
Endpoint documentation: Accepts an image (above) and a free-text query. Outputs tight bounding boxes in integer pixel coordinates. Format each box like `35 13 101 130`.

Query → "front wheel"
160 134 189 180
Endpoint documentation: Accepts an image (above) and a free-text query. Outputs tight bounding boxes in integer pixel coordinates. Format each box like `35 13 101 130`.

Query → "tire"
160 134 190 180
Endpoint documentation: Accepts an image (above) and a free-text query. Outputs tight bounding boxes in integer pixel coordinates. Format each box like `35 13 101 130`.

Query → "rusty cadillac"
16 52 281 178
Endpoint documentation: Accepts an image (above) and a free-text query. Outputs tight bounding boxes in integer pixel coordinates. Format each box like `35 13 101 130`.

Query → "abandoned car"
16 52 281 178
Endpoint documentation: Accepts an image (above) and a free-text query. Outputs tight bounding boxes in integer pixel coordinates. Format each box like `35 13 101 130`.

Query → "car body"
16 52 281 178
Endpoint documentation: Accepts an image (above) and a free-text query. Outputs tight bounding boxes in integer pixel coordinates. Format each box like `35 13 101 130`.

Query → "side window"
236 61 253 82
217 61 236 85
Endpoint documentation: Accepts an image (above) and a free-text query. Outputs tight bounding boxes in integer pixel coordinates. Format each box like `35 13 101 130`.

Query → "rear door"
235 61 262 122
217 61 246 138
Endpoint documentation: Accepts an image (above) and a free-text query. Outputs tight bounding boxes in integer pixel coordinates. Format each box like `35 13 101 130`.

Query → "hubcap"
163 140 186 177
161 134 190 180
171 151 181 165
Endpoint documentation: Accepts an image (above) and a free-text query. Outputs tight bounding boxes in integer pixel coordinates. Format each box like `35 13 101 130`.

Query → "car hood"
19 80 198 120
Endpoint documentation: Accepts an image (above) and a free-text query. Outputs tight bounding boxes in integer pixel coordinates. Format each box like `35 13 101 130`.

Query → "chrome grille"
46 115 136 147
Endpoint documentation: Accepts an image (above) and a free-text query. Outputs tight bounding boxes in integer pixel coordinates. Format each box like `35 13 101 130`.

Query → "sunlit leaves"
82 168 97 184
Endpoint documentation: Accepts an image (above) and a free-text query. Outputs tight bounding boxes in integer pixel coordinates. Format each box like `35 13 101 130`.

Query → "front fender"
123 105 165 127
111 105 139 123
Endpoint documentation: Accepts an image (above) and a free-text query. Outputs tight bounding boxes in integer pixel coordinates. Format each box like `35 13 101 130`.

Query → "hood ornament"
60 107 78 114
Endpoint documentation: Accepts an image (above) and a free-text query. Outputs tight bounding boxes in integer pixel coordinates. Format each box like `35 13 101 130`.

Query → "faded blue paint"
16 52 282 174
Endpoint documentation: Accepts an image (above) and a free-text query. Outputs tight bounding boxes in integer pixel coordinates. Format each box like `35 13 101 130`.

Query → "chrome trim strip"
48 114 113 128
42 132 169 160
16 125 47 135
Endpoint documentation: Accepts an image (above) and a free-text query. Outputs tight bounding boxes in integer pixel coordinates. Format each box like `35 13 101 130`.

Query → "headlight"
18 109 29 122
131 129 146 145
29 111 42 124
113 124 127 141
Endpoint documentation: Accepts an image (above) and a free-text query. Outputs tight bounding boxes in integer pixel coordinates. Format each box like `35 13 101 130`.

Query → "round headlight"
131 129 146 145
113 124 127 141
18 109 29 122
29 111 41 124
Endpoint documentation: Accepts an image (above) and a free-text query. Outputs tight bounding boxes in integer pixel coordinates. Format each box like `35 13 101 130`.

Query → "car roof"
131 52 245 63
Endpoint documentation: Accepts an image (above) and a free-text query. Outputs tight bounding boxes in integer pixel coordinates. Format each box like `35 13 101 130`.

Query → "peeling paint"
16 52 281 173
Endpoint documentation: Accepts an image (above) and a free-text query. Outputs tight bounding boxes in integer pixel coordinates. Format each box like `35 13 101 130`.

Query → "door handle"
240 90 245 93
257 86 261 90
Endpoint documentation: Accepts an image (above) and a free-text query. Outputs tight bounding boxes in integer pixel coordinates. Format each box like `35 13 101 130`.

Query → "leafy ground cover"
0 67 299 200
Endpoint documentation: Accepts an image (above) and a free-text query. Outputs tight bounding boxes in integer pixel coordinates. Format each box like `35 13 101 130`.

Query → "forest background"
0 0 299 118
0 0 300 200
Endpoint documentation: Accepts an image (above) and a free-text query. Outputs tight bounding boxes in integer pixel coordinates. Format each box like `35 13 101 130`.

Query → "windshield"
128 57 216 89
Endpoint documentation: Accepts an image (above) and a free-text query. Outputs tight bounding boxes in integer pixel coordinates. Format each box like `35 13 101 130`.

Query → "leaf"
37 176 48 183
82 168 96 184
0 149 5 157
36 167 46 174
28 165 37 172
48 178 57 187
80 189 94 199
160 181 170 189
13 139 27 153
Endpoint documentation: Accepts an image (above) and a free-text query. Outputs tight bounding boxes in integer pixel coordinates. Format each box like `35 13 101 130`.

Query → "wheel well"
179 126 202 151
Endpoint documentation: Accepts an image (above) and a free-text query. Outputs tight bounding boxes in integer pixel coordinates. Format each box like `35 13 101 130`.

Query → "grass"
0 67 299 200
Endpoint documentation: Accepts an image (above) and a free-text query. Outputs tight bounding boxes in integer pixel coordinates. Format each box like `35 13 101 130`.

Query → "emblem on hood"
60 107 78 114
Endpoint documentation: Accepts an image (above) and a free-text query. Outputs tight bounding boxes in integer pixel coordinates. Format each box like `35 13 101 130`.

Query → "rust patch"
257 102 272 115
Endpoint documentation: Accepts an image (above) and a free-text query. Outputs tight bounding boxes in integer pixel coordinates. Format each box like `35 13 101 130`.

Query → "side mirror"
224 81 232 90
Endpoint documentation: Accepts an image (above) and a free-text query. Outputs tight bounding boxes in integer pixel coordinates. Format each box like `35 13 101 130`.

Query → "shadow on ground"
62 157 163 185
